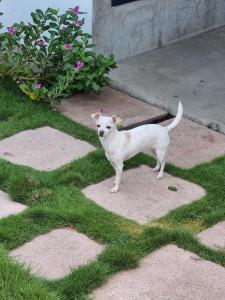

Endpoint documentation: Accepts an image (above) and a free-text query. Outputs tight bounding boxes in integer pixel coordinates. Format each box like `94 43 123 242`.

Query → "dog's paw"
157 173 163 180
110 186 119 193
153 166 160 172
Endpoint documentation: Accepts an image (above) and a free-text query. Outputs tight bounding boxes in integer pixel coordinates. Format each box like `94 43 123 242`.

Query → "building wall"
92 0 225 60
1 0 92 34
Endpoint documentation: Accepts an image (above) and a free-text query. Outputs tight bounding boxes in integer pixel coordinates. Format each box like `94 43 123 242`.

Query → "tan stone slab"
0 127 95 171
91 245 225 300
145 118 225 168
197 221 225 250
57 87 167 129
10 228 104 280
0 190 27 219
82 165 205 224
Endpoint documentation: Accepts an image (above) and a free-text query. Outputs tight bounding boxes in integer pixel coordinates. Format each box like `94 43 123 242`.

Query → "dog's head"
91 112 122 138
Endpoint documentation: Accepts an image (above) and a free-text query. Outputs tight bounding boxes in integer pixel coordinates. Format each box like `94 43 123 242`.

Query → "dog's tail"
166 101 183 132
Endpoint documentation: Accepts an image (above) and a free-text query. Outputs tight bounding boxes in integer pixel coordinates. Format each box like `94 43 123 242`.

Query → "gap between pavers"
82 165 205 224
0 127 95 171
57 87 168 129
91 244 225 300
0 190 27 219
197 221 225 251
145 118 225 168
10 228 104 280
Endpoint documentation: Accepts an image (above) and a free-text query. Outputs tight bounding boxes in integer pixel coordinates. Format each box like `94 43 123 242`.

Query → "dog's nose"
99 130 104 137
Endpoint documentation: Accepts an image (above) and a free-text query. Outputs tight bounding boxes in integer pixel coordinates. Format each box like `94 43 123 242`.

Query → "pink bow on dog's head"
99 107 106 113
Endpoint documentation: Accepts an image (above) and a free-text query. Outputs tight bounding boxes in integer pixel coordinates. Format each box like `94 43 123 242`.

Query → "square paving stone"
57 87 167 129
0 127 95 171
82 165 205 224
91 245 225 300
10 228 104 280
197 221 225 250
145 118 225 168
0 190 27 219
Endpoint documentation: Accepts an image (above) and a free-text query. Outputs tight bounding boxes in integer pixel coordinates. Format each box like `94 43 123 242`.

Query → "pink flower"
75 61 84 70
71 6 79 15
38 39 45 47
75 20 81 27
34 83 42 90
7 27 16 36
64 43 73 51
61 25 68 31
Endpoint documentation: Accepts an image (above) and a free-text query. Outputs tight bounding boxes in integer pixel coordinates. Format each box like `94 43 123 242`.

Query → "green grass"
0 78 225 299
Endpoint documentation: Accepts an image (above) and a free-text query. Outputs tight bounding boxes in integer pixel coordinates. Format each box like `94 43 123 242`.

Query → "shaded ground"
110 26 225 133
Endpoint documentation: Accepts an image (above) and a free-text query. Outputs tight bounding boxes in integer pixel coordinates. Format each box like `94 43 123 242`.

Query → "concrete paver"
58 87 167 129
82 165 205 224
197 221 225 250
10 228 104 280
91 245 225 300
0 190 27 219
0 127 95 171
145 118 225 168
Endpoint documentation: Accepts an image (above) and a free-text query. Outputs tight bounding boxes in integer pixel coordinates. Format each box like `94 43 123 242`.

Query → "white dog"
92 102 183 193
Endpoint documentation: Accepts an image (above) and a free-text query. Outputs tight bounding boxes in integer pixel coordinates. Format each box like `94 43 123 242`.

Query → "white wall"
0 0 92 34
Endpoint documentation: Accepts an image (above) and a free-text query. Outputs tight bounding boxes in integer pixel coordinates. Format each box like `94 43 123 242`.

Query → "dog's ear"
91 112 101 120
112 115 122 124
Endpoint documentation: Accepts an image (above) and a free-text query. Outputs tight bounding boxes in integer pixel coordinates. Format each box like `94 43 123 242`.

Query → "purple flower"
61 25 68 31
75 20 81 27
34 83 42 90
64 43 73 51
16 80 21 85
71 6 80 15
75 61 84 70
7 27 16 36
38 39 45 47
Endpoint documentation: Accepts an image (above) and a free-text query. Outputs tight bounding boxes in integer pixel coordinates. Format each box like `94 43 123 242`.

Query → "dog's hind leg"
155 149 167 180
153 157 160 172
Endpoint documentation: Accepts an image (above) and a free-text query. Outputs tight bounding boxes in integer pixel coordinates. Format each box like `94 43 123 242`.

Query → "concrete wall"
92 0 225 60
1 0 92 34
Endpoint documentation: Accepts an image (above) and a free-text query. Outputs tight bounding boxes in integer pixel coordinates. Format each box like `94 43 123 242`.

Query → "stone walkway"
197 221 225 251
92 245 225 300
58 87 167 129
145 118 225 168
10 228 104 280
0 191 27 219
83 165 205 224
1 87 225 298
0 127 95 171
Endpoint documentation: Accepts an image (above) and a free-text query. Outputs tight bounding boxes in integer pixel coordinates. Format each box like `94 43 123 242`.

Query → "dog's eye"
106 126 111 129
97 125 100 128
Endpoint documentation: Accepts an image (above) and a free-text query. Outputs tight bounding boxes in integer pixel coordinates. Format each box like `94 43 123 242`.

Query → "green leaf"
92 82 101 94
49 22 58 29
35 9 44 16
31 12 41 25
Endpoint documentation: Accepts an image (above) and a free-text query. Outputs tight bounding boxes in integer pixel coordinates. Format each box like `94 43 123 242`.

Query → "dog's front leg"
110 162 123 193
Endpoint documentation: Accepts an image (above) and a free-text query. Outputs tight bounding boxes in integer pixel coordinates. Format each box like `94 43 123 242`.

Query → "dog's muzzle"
99 130 104 137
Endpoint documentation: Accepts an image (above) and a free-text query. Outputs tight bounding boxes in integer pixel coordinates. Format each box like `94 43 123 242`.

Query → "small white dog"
92 102 183 193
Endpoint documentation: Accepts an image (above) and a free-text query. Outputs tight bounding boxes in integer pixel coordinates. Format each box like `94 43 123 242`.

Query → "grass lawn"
0 78 225 300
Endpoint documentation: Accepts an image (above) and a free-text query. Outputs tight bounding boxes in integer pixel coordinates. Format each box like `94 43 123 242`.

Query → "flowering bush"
0 5 117 105
0 1 2 30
